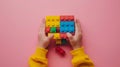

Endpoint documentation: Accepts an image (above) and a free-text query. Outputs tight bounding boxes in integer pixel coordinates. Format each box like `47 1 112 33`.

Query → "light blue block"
60 21 75 33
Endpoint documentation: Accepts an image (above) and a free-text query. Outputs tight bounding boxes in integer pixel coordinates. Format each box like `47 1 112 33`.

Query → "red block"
64 16 69 21
60 16 65 21
68 16 74 21
60 16 74 21
45 27 50 33
55 46 65 56
60 33 67 39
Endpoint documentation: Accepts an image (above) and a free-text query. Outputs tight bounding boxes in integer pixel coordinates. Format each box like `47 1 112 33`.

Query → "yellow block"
56 39 61 44
54 33 60 39
45 21 59 27
46 16 60 22
48 33 60 39
46 22 55 27
54 21 60 27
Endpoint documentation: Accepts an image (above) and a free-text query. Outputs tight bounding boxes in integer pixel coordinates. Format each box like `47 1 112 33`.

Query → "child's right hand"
67 19 82 50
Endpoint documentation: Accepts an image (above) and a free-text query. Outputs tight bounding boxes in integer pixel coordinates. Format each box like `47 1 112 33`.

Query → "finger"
75 19 82 36
41 18 45 31
47 34 54 40
75 19 82 32
67 33 73 40
39 19 45 34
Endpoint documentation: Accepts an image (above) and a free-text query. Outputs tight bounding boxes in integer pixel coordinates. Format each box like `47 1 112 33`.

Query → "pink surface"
0 0 120 67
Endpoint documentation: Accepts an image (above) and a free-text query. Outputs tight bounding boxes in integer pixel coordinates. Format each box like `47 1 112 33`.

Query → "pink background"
0 0 120 67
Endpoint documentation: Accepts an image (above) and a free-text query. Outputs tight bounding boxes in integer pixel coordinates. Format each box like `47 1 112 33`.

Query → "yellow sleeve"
29 47 48 67
70 47 94 67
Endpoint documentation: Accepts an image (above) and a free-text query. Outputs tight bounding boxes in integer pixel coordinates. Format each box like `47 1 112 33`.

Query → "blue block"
60 21 75 33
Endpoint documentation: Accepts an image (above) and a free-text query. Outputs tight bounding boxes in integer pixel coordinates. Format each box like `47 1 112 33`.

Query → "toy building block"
56 27 60 32
55 46 66 56
48 33 60 39
45 27 50 33
54 33 60 39
46 16 60 27
56 39 61 45
45 22 50 27
46 21 60 27
60 21 75 33
54 21 60 27
46 22 56 27
46 16 60 22
50 27 56 33
61 39 67 44
60 16 74 21
60 33 67 39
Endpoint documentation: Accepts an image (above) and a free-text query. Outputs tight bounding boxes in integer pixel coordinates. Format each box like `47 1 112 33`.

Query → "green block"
61 39 67 44
50 27 56 33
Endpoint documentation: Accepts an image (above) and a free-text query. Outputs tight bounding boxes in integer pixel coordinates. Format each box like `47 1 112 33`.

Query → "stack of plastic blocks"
45 15 75 45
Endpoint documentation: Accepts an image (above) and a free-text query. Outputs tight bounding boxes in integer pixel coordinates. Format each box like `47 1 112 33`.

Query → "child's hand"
37 19 53 49
67 19 82 50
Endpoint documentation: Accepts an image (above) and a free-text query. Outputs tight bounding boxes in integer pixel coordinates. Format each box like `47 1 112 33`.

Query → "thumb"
67 33 73 40
47 34 54 40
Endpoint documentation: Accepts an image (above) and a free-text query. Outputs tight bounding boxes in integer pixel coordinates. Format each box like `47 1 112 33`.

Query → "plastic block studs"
48 33 60 39
54 21 60 27
46 16 60 22
50 27 56 33
54 33 60 39
60 16 74 21
60 21 75 33
46 16 60 27
60 33 67 39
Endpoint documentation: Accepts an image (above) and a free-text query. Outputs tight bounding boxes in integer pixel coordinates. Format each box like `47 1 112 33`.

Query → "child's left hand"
37 19 53 49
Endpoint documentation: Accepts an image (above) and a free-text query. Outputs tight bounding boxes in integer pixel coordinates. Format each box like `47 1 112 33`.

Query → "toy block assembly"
45 15 75 45
45 15 75 56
